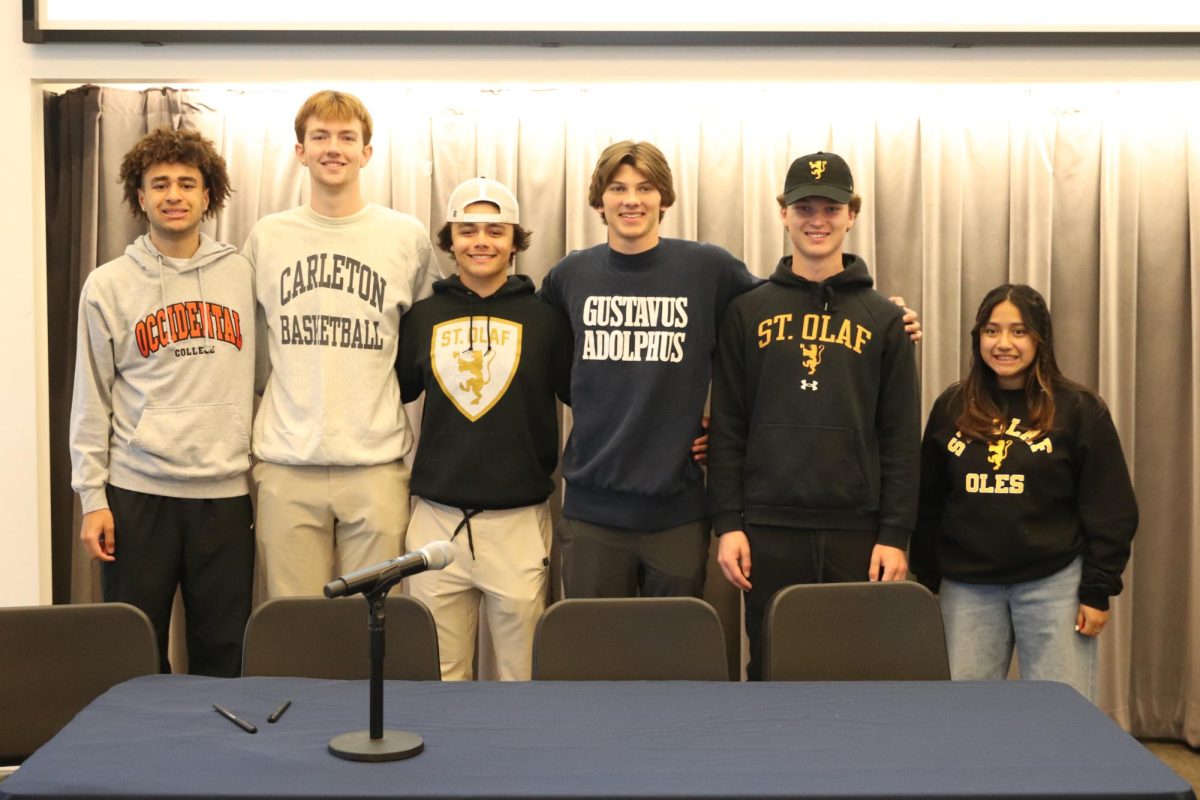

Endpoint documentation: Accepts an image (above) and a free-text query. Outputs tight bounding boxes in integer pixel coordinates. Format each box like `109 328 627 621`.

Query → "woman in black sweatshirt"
911 284 1137 701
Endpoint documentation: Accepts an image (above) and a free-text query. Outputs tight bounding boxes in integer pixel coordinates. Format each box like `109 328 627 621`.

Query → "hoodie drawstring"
809 282 837 313
197 266 209 341
452 509 482 560
461 293 495 355
156 256 173 345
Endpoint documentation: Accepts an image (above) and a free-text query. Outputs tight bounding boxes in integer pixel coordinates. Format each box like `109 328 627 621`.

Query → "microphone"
323 541 456 599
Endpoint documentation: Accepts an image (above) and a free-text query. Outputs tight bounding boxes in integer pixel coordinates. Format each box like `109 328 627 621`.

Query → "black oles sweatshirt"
707 255 921 547
397 274 572 509
911 384 1138 610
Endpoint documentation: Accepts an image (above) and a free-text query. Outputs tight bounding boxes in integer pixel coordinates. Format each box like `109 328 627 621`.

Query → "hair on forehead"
294 90 374 145
435 221 532 255
587 140 676 210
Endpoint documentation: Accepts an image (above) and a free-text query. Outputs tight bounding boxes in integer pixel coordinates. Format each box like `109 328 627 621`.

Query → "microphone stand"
328 579 424 762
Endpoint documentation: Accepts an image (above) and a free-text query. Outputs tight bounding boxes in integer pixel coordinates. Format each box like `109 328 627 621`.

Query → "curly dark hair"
119 127 231 220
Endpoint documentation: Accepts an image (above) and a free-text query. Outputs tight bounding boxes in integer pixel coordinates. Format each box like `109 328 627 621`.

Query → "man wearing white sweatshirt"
71 128 255 676
244 90 440 597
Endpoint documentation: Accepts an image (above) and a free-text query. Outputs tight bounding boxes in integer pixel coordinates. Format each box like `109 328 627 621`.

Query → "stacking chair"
762 581 950 681
0 602 159 766
241 596 441 680
531 597 729 680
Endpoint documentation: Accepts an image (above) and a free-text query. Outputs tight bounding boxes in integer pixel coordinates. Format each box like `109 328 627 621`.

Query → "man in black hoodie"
707 152 921 680
397 178 571 680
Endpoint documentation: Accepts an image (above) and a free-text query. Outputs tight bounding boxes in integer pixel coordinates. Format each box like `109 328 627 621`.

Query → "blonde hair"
294 90 374 145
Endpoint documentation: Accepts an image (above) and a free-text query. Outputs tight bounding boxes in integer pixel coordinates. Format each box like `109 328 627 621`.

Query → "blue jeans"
939 557 1097 701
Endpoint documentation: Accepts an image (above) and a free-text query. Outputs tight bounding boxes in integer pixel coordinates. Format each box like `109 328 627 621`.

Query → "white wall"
5 5 1199 605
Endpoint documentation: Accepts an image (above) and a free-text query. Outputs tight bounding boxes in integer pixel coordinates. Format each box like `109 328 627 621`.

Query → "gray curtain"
44 84 1199 743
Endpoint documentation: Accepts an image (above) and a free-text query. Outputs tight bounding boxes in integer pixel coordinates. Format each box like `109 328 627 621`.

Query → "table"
0 676 1192 800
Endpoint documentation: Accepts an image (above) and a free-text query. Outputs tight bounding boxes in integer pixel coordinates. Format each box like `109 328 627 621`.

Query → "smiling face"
600 163 664 254
138 162 208 253
980 300 1037 390
451 202 515 296
781 195 855 277
295 115 372 193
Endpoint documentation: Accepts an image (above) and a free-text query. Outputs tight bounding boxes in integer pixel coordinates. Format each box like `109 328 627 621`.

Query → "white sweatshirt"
70 234 256 513
244 203 439 466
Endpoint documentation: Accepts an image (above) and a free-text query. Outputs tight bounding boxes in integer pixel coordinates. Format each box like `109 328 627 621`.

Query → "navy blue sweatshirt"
707 255 920 547
397 274 571 509
540 239 759 529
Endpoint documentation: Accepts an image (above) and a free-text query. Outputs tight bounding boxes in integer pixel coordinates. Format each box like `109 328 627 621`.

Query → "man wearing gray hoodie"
70 128 255 677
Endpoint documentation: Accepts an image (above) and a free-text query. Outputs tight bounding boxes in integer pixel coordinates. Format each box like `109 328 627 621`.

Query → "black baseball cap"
782 152 854 205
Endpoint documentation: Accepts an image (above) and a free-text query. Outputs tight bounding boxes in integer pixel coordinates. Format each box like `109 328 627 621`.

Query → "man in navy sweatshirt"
542 143 921 600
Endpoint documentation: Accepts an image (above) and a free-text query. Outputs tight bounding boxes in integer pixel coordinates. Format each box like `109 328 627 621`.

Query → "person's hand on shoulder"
889 296 923 344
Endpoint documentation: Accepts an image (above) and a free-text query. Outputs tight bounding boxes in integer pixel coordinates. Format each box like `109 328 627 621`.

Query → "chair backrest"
241 596 441 680
532 597 729 680
0 602 159 765
763 581 950 681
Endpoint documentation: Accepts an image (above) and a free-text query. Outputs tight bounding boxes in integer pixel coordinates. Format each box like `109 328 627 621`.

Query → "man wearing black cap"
707 152 921 680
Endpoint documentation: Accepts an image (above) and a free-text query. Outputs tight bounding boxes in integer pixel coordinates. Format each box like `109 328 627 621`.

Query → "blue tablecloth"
1 676 1192 799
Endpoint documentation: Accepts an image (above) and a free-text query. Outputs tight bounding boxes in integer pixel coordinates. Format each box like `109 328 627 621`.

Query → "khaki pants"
254 460 410 598
405 498 552 681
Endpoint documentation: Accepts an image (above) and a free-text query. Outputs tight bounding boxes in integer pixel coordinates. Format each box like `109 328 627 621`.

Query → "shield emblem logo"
430 317 523 422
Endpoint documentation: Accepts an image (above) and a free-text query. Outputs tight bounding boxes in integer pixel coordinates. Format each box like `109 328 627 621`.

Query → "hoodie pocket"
129 403 251 481
744 424 869 510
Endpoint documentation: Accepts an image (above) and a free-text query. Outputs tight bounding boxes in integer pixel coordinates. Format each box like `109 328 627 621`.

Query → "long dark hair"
955 284 1070 441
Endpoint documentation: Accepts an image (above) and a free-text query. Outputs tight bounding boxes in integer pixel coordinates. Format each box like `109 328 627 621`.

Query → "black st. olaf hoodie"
397 273 572 509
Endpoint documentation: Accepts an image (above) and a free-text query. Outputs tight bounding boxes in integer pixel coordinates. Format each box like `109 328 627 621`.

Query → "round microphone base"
328 730 424 762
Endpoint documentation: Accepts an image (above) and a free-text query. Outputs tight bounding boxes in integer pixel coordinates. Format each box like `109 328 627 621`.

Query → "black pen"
267 700 292 724
213 704 257 734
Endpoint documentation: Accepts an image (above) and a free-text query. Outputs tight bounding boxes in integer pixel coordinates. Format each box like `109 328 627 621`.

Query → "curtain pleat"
44 83 1200 743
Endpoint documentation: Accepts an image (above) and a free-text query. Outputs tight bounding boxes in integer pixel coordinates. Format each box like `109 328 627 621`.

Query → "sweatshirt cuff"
712 511 744 535
80 487 110 515
876 525 910 550
1078 590 1110 611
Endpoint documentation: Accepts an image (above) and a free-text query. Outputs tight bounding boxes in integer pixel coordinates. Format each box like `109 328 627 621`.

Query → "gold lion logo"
986 439 1011 471
456 348 497 405
800 343 824 376
809 160 827 180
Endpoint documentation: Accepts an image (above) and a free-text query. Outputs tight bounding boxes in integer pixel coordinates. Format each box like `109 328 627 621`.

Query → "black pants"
102 486 254 677
743 526 877 681
559 517 709 598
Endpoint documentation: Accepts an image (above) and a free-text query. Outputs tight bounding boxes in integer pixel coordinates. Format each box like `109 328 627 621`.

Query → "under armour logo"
809 160 827 180
800 380 819 391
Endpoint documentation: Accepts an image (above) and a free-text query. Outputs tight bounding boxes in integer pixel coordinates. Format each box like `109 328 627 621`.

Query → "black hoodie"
911 384 1137 609
707 255 920 547
397 274 572 509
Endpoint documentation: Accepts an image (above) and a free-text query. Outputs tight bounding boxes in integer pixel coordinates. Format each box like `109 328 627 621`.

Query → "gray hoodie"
70 233 256 513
